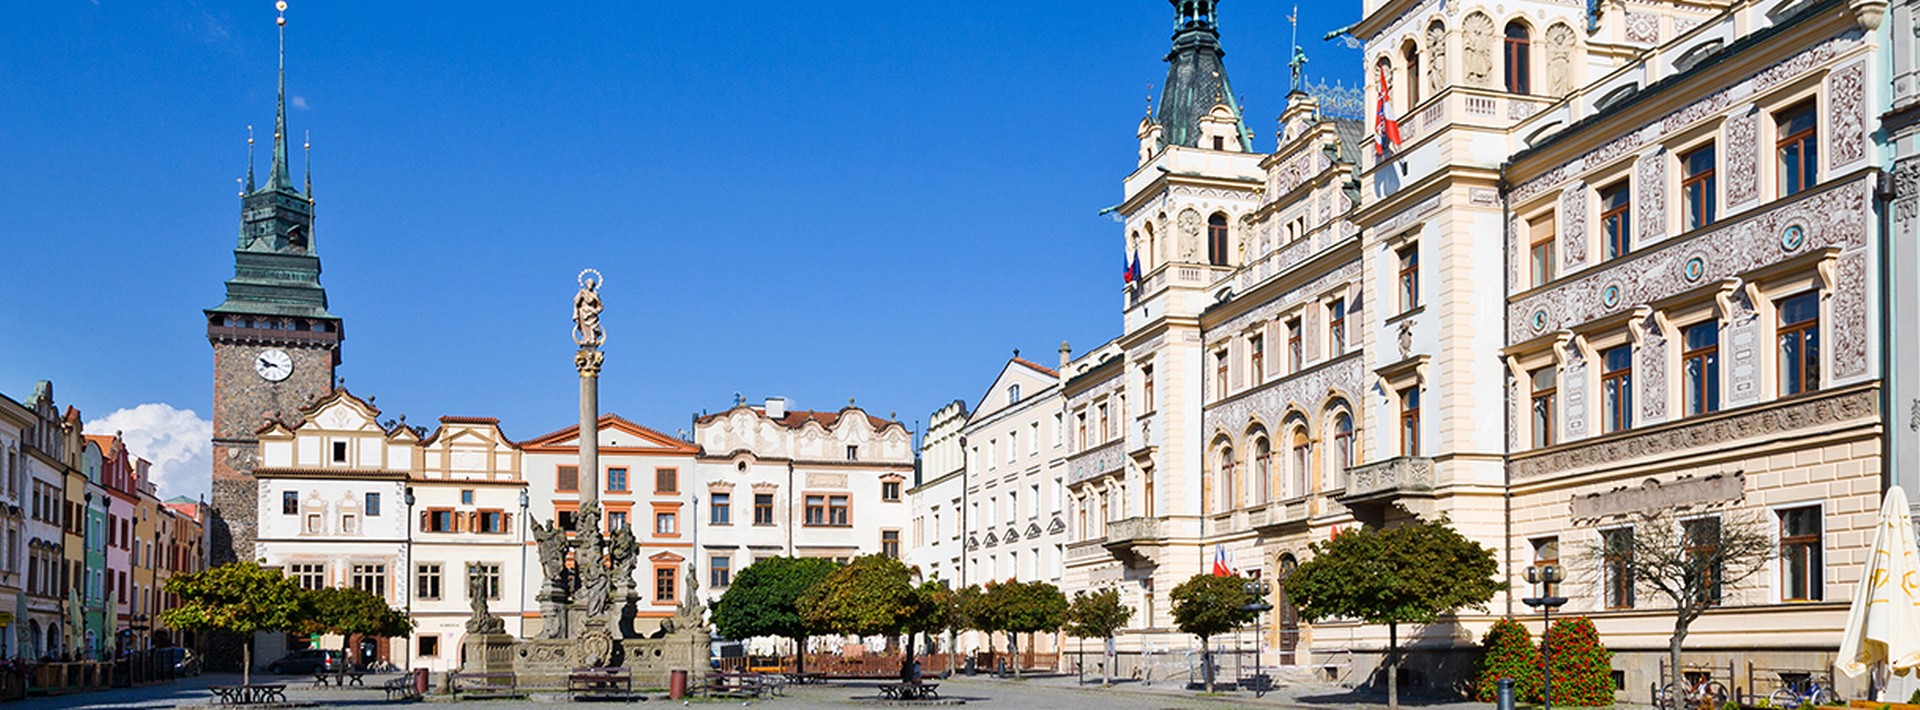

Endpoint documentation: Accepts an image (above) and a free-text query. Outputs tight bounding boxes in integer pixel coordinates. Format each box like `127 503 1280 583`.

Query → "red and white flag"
1211 544 1234 577
1375 64 1404 157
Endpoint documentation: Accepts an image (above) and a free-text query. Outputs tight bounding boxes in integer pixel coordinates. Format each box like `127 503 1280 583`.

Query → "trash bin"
1496 677 1515 710
669 669 688 700
412 668 428 697
964 656 976 676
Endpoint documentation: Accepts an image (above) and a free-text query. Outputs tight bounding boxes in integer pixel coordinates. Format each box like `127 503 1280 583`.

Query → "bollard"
1497 677 1515 710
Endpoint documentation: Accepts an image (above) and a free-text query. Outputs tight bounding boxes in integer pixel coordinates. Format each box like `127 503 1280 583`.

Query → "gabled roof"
520 413 699 454
693 405 900 433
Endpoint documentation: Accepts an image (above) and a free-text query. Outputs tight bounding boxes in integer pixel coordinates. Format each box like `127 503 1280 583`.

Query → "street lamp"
1241 579 1273 697
518 488 530 639
403 486 415 672
1521 565 1568 710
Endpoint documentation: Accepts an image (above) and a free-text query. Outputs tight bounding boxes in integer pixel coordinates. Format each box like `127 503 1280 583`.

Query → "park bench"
208 683 288 705
449 671 524 700
381 674 421 702
311 669 366 687
567 667 635 701
701 673 765 699
877 681 940 700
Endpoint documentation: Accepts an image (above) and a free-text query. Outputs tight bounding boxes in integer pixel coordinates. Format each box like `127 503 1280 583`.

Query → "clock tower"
205 1 340 566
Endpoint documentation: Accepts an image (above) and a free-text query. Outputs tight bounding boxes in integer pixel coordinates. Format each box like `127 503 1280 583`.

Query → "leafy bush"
1543 616 1615 706
1472 618 1541 702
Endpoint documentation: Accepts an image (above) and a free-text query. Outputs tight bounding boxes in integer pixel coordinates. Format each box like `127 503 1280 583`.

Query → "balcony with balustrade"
1335 456 1435 525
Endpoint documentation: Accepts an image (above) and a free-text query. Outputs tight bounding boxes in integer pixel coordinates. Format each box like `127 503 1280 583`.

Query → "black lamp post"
1521 565 1568 710
1241 579 1273 697
518 488 529 639
403 486 415 671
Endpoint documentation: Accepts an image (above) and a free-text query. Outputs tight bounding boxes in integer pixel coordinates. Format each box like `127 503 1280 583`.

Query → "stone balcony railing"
1101 516 1164 549
1068 440 1125 485
1339 457 1436 500
1250 496 1313 532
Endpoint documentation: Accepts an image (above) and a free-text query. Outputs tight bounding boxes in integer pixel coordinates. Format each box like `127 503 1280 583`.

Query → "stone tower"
205 3 340 566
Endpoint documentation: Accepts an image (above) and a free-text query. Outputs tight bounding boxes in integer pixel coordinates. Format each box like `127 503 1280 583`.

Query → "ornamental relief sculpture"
1636 149 1668 245
1202 353 1366 442
1834 251 1870 379
1827 60 1868 169
1545 23 1575 97
1177 208 1203 261
1562 342 1590 439
1724 286 1762 407
1639 315 1669 424
1895 158 1920 227
1508 176 1872 344
1426 22 1449 97
1462 13 1496 88
1724 106 1761 207
1561 181 1590 270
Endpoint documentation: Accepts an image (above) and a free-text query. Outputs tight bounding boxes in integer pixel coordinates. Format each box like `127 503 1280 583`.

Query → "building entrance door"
1277 554 1300 665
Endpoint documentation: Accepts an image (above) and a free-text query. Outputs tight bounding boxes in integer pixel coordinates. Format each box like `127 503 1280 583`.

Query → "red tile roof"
1011 357 1059 378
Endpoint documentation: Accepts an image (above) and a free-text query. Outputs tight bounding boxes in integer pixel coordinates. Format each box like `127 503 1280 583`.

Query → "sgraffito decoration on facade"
1569 472 1744 520
1724 105 1761 208
1827 60 1868 169
1640 314 1669 423
1514 386 1875 479
1636 148 1668 244
1561 180 1590 270
1202 353 1366 449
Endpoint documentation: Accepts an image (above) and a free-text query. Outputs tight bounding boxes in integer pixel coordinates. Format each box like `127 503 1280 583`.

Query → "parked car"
265 649 342 675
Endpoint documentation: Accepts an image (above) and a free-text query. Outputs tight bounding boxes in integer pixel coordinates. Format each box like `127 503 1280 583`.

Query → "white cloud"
291 96 310 110
85 404 212 501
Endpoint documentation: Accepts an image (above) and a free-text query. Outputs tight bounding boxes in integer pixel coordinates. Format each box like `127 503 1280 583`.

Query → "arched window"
1505 22 1532 94
1207 213 1230 266
1331 411 1354 490
1375 56 1394 112
1289 428 1311 498
1402 41 1421 108
1218 446 1237 511
1145 222 1158 271
1252 435 1272 503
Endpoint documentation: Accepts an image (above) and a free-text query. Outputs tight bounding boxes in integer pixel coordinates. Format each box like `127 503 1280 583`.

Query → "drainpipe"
786 462 795 557
1499 163 1516 620
1876 169 1896 493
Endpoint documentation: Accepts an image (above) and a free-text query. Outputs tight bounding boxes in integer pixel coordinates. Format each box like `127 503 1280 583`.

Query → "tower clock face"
255 349 294 382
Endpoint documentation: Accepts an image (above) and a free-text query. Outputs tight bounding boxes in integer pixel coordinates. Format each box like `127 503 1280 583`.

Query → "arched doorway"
1276 554 1301 665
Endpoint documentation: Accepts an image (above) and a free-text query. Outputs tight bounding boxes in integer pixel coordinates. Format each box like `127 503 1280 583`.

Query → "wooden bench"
701 673 765 699
877 681 940 700
207 684 289 705
381 674 420 702
449 671 524 700
566 667 634 701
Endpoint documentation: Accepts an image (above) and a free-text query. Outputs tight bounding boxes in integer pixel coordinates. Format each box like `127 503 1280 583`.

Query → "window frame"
1777 503 1824 602
1601 526 1635 610
1682 321 1721 416
1328 298 1348 356
752 493 775 526
1207 213 1230 267
1399 387 1421 456
1601 344 1634 434
1528 213 1556 287
1249 334 1265 384
1680 143 1718 231
1777 291 1821 397
1504 21 1532 95
653 467 677 494
1397 245 1420 313
710 492 732 525
1286 319 1304 373
1600 181 1632 260
1775 101 1818 197
1683 515 1725 607
1530 366 1557 448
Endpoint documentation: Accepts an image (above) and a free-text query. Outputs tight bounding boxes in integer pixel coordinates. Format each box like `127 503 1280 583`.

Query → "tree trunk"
242 635 252 687
903 632 918 681
1103 635 1112 688
1387 622 1399 710
1202 635 1215 693
792 635 805 674
1668 618 1689 701
1010 632 1022 678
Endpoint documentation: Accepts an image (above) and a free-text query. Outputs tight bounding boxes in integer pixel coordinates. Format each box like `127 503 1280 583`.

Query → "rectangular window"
1530 367 1556 448
881 480 901 502
466 562 501 600
416 563 442 600
1602 345 1634 434
1215 350 1229 399
1029 422 1040 454
1777 102 1818 197
1399 387 1421 456
1142 366 1157 411
711 493 731 525
655 566 677 602
1600 182 1632 260
557 465 578 492
282 491 298 515
418 636 440 658
460 489 474 505
290 563 326 590
1007 432 1018 463
1281 320 1301 374
1397 246 1420 312
427 509 454 533
557 509 577 532
829 495 850 526
882 530 901 559
1602 527 1635 609
331 441 348 463
1683 322 1721 416
1076 413 1087 449
1780 505 1823 601
1778 292 1821 396
1249 335 1265 384
654 468 677 493
1685 517 1724 606
364 492 381 516
350 563 387 597
1328 299 1348 356
1529 215 1556 287
804 495 826 526
479 510 505 534
753 493 775 525
606 467 628 493
1682 144 1717 230
711 555 731 589
655 511 677 535
846 445 859 462
1530 537 1561 597
609 510 628 530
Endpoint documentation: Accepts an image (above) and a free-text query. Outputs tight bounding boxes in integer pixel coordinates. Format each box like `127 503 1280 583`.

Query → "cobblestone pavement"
7 671 1611 709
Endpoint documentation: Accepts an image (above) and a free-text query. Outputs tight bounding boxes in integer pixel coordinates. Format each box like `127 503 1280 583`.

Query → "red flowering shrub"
1543 616 1615 706
1473 618 1542 702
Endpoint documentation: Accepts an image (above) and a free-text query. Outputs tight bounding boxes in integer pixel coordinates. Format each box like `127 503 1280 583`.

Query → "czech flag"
1375 64 1404 157
1123 251 1141 285
1211 544 1234 577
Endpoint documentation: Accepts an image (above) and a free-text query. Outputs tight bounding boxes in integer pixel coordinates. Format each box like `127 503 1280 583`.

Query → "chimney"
764 397 787 420
1058 341 1072 371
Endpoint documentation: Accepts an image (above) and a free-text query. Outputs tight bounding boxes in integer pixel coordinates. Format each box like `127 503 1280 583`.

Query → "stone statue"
673 562 706 631
1176 209 1202 261
572 269 605 347
531 519 570 590
1425 22 1448 97
1462 13 1495 88
465 579 507 634
609 523 639 592
1546 23 1575 96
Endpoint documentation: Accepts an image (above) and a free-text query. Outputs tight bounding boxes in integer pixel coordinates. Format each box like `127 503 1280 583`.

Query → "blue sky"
0 1 1359 497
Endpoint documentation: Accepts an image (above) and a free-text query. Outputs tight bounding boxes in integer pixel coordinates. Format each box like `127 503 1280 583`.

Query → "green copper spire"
267 1 292 192
1153 0 1253 151
245 126 256 193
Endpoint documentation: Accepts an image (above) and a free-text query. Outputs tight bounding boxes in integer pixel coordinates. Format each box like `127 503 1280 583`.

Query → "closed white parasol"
1838 486 1920 685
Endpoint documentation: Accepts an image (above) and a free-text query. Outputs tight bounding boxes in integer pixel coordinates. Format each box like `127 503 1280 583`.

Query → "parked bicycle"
1768 672 1839 708
1657 670 1728 710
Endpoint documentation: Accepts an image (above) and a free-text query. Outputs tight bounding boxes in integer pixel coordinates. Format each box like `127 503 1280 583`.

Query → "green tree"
798 554 917 638
159 562 310 685
710 556 839 673
1543 616 1614 706
1471 618 1541 703
1283 520 1501 710
1169 573 1256 693
903 579 959 671
297 587 413 675
1064 587 1134 687
989 580 1067 678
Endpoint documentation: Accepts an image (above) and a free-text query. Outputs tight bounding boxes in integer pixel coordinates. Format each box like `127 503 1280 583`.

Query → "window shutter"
419 511 429 531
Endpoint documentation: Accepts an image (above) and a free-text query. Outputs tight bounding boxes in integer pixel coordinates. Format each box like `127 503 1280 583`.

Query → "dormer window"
1213 136 1225 151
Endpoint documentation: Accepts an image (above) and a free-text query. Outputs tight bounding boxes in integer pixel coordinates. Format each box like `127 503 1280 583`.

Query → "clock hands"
258 357 281 371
